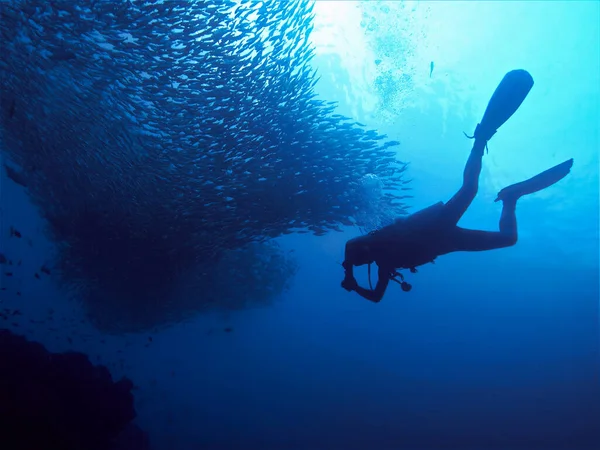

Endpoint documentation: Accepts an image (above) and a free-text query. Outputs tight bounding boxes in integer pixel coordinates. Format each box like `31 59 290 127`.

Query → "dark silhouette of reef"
0 329 150 450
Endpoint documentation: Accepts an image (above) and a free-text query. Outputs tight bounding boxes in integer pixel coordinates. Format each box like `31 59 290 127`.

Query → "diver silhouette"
341 69 574 302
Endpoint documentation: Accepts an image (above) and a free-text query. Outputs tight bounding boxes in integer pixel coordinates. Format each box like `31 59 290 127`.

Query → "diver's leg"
442 139 487 225
443 158 573 252
443 198 518 253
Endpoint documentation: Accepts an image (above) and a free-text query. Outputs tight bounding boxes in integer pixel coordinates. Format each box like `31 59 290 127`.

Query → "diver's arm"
353 266 390 303
342 260 354 279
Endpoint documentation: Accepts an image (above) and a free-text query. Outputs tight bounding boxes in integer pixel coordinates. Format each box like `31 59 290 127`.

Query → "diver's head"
344 235 374 267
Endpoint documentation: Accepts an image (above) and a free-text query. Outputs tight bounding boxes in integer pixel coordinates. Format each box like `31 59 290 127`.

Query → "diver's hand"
341 276 358 292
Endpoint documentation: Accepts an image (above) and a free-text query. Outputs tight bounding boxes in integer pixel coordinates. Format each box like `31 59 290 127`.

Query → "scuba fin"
495 158 574 202
466 69 535 143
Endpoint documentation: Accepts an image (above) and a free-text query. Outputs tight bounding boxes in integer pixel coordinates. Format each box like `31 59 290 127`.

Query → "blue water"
1 2 599 449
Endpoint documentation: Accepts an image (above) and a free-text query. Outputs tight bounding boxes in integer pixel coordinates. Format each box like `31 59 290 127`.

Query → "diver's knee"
504 233 518 247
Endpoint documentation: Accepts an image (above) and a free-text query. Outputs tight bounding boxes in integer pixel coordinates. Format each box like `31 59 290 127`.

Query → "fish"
0 0 411 333
430 61 434 78
49 48 77 62
8 99 16 118
4 165 28 187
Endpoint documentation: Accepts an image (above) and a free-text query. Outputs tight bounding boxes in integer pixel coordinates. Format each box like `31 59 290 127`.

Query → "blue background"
1 1 598 449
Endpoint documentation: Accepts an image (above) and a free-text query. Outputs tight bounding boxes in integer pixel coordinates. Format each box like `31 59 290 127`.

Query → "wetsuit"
341 138 573 302
342 69 574 302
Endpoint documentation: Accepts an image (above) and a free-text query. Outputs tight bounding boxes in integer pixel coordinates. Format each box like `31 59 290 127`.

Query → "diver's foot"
494 158 574 202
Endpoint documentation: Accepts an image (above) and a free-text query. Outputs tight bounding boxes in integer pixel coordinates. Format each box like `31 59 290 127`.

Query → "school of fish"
0 0 410 328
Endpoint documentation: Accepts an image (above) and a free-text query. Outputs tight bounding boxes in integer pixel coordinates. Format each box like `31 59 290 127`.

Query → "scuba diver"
341 69 574 302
